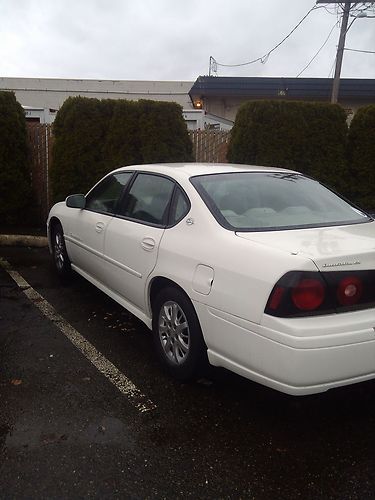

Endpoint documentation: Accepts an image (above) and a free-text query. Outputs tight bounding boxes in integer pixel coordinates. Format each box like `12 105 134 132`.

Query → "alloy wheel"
158 301 190 365
53 231 65 271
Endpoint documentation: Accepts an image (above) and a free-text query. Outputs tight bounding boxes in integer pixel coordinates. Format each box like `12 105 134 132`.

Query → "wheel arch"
149 276 209 379
48 216 63 252
148 276 196 316
148 275 207 344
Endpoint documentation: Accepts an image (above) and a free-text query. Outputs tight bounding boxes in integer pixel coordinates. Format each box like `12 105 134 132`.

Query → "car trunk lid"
236 221 375 272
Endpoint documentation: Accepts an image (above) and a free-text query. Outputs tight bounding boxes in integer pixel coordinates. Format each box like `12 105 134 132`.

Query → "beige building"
0 77 195 123
2 76 374 125
0 76 235 130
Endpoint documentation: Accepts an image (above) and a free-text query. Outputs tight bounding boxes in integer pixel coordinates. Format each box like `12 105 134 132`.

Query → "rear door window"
118 173 175 226
169 187 190 225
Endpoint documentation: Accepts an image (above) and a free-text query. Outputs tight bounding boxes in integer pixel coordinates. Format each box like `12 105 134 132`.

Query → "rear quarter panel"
152 210 317 325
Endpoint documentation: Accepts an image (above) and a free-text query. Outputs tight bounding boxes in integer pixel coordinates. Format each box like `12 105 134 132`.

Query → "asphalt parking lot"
1 245 375 499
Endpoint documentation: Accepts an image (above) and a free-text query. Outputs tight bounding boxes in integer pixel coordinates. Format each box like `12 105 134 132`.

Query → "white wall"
0 77 194 111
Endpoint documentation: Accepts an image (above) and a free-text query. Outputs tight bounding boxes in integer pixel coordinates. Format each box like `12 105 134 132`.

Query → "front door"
65 171 133 282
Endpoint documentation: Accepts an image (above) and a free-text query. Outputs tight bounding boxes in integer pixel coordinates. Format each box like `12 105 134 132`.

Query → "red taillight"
265 270 373 318
337 276 363 306
267 286 285 311
291 278 325 311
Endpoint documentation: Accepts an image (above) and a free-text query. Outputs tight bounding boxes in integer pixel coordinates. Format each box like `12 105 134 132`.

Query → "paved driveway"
1 246 375 499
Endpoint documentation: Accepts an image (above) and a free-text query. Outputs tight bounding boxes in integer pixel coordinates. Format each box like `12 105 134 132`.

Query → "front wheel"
152 287 208 381
51 222 72 282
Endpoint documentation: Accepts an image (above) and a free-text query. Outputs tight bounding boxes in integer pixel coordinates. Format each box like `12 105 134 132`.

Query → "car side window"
170 187 190 225
119 173 175 225
85 172 133 214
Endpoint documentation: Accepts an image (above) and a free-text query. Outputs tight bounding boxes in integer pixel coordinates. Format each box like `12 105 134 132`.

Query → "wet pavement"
1 246 375 499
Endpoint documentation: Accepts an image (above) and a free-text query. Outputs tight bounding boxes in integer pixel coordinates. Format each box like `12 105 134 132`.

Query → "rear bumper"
194 303 375 395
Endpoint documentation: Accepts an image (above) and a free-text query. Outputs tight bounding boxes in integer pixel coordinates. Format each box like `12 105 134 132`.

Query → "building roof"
189 76 375 101
0 77 195 110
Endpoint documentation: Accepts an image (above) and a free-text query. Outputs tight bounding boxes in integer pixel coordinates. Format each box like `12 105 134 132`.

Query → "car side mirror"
66 194 86 209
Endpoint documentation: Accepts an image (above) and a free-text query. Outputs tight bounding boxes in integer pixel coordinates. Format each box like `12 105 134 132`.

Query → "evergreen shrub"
347 105 375 210
50 97 192 202
137 100 193 163
50 97 115 203
227 100 349 195
0 91 31 224
103 100 143 169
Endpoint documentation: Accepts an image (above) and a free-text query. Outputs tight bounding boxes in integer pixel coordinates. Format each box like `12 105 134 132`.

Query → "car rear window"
191 172 371 231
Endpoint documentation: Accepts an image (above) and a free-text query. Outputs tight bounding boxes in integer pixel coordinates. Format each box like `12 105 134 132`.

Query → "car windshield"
191 172 371 231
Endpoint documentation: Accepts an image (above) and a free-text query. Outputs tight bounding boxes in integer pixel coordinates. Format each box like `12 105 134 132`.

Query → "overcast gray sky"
1 0 374 81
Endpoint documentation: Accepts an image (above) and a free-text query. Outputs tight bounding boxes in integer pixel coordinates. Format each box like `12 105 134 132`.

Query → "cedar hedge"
227 100 349 196
0 91 31 224
103 100 143 169
347 105 375 210
50 97 116 203
137 100 193 164
51 97 193 203
50 97 374 209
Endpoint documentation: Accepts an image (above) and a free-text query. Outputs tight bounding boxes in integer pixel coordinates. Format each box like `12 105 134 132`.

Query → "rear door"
103 172 176 312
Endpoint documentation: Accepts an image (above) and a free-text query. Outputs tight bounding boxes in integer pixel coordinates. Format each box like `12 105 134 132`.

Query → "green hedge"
347 105 375 210
50 97 115 203
227 100 349 195
103 100 142 169
51 97 192 203
0 91 31 224
137 100 193 163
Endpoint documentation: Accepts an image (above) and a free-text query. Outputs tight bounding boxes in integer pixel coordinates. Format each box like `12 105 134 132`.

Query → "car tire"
152 286 208 381
51 222 72 282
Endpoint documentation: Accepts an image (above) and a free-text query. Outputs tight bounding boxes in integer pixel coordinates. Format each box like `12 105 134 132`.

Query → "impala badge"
322 261 361 268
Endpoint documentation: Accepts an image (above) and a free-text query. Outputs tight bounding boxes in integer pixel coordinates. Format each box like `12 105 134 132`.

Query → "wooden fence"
27 123 53 223
188 130 230 163
26 124 230 223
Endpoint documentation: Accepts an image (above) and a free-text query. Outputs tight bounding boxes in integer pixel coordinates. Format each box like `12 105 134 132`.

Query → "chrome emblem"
322 261 361 268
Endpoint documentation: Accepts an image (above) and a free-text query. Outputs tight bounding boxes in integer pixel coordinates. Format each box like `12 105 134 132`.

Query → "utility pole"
317 1 375 103
331 1 351 103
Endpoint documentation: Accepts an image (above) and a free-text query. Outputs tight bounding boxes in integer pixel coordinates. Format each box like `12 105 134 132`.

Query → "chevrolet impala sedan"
47 163 375 395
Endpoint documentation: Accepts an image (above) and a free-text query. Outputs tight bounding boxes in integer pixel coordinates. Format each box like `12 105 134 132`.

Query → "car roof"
112 163 298 178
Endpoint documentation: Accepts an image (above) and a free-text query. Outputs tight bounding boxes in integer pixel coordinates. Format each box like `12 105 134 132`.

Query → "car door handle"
141 237 156 251
95 222 105 233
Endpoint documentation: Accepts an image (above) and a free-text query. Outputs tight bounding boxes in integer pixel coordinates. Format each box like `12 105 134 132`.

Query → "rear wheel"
152 287 208 381
51 222 72 281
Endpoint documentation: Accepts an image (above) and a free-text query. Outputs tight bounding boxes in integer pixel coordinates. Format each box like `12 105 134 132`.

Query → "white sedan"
47 163 375 395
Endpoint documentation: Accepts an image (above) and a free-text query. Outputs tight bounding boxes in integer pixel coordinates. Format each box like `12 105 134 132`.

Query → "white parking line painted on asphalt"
0 257 156 413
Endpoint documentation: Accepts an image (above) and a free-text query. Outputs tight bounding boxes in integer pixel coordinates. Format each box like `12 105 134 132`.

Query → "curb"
0 234 48 248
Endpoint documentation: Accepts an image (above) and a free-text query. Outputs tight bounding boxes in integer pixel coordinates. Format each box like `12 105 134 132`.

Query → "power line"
349 3 375 16
296 21 339 77
345 47 375 53
296 2 369 80
210 3 322 71
321 4 341 15
317 0 375 103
